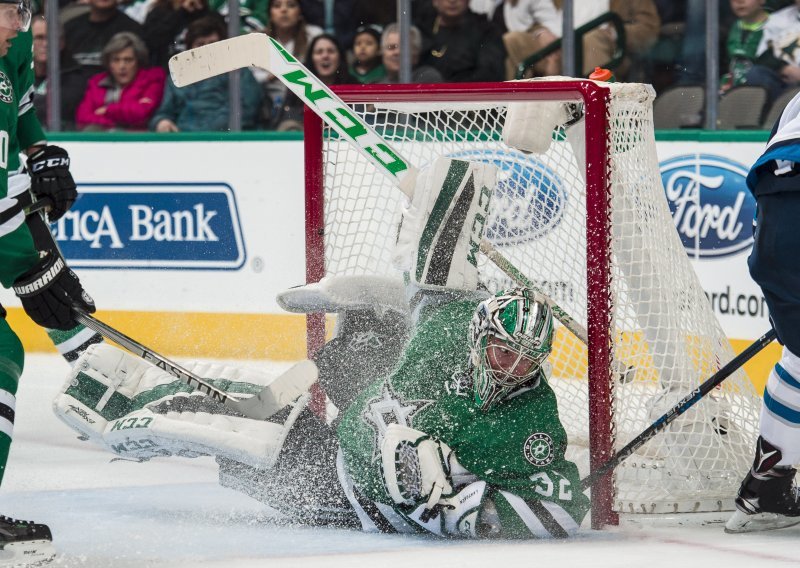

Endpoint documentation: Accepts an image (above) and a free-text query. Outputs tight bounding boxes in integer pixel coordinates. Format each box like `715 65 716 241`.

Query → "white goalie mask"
469 288 554 411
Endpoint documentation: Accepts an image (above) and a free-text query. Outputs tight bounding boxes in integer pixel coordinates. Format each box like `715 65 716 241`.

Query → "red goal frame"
303 81 616 528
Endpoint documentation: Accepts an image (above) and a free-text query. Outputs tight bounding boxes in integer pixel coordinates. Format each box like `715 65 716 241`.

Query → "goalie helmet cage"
303 80 760 529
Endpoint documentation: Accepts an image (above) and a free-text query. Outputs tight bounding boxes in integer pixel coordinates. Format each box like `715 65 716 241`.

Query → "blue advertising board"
53 183 246 269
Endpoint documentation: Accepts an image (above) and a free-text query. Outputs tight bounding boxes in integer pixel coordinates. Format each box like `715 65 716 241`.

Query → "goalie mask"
469 288 554 411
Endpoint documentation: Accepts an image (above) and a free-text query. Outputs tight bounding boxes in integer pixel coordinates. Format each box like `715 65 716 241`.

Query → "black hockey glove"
13 251 96 330
26 145 77 221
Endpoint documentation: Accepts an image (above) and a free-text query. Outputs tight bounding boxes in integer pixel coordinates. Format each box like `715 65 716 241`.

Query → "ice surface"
4 354 800 567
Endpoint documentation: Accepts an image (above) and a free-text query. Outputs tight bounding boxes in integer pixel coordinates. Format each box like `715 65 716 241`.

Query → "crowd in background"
28 0 800 132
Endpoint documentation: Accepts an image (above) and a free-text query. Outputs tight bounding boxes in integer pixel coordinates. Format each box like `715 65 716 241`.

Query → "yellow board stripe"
6 308 334 361
7 307 780 391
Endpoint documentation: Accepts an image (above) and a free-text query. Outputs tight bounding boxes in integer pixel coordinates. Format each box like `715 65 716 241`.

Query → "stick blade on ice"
169 34 270 87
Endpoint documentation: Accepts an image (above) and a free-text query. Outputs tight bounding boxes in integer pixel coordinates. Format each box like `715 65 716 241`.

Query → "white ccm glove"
53 343 309 468
380 424 490 537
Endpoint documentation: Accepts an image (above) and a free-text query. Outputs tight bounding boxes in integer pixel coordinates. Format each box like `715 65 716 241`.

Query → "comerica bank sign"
54 183 246 270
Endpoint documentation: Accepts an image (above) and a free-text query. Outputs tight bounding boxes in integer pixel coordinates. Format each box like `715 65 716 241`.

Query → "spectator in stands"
499 0 660 80
143 0 213 69
349 24 385 83
76 32 166 130
307 33 356 85
209 0 267 32
32 15 92 131
261 0 322 126
745 0 800 101
379 23 444 83
720 0 768 94
121 0 157 23
150 16 263 131
270 33 355 130
675 0 735 86
63 0 145 78
490 0 561 79
580 0 661 80
417 0 506 82
300 0 358 48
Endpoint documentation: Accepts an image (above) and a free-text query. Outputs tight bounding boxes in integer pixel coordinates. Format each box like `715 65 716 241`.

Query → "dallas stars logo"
523 432 554 466
362 380 433 461
0 72 12 104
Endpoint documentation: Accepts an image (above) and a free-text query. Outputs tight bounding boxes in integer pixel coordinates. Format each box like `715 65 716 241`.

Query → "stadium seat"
761 87 800 130
653 86 704 129
717 86 768 129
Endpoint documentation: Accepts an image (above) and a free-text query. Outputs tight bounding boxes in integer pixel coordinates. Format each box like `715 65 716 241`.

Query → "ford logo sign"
659 154 755 259
448 149 567 245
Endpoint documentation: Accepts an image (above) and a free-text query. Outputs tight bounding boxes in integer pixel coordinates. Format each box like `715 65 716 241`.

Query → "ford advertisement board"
54 183 246 269
659 154 756 259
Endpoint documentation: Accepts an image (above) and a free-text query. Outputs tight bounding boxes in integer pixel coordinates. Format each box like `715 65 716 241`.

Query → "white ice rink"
3 354 800 567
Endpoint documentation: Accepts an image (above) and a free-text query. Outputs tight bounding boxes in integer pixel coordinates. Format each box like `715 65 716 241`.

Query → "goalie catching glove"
13 250 95 330
26 145 77 221
380 424 492 537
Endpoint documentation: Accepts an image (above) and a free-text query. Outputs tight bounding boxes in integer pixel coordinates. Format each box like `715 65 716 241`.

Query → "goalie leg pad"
54 343 314 467
393 157 496 292
101 396 299 466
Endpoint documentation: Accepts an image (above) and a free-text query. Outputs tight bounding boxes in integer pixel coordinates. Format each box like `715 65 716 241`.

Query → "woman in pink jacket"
76 32 166 131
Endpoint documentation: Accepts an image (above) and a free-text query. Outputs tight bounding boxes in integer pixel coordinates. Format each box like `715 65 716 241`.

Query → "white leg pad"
101 396 300 467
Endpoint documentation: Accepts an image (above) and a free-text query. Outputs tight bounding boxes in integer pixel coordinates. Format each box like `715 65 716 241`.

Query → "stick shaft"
580 328 777 490
74 312 236 404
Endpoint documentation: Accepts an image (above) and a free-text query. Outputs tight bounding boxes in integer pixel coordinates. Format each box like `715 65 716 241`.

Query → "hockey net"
303 80 760 527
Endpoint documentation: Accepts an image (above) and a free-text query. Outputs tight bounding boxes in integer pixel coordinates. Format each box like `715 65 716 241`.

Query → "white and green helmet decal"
469 287 554 411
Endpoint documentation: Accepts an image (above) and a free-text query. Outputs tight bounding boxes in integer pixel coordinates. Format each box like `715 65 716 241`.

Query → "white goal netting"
307 80 760 518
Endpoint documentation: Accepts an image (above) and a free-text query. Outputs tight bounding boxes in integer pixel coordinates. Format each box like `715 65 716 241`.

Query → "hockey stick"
23 199 317 421
169 33 417 198
72 311 318 420
580 328 777 490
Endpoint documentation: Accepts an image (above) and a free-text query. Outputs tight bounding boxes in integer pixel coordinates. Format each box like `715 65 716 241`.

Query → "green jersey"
337 299 590 537
0 29 43 289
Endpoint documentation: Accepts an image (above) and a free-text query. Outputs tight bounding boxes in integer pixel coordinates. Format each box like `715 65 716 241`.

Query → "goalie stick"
23 199 317 421
73 311 318 420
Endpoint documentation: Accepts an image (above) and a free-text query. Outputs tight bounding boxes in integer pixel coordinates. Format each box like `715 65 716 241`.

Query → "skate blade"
0 540 55 566
725 510 800 534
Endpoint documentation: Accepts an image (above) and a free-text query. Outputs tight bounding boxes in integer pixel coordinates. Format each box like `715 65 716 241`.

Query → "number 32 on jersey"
530 472 573 501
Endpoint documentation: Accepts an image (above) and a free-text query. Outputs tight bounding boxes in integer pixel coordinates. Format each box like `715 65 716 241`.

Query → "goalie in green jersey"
51 156 590 538
335 286 590 538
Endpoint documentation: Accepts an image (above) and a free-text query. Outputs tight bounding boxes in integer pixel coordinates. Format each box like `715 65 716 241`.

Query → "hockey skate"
0 515 54 566
725 437 800 533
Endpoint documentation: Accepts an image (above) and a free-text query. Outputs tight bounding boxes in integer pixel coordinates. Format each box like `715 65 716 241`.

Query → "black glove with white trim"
27 145 77 221
13 251 95 330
